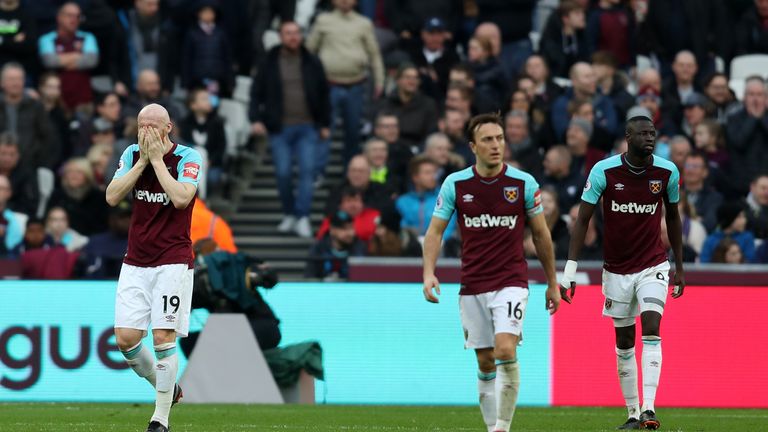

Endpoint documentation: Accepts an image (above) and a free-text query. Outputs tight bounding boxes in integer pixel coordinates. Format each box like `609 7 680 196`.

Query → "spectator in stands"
0 63 55 170
587 0 636 69
407 17 460 100
757 240 768 263
37 2 99 111
377 63 439 151
325 155 392 215
745 174 768 239
569 96 614 153
0 0 37 74
439 108 473 166
566 118 604 176
693 118 729 171
524 186 570 259
91 117 131 183
86 142 113 190
638 67 662 93
123 69 184 122
385 0 462 41
13 217 54 254
0 174 23 256
116 0 166 89
660 51 701 128
473 22 502 59
540 0 589 78
726 76 768 195
700 202 757 263
0 133 39 216
523 55 563 108
475 0 536 78
551 62 617 140
18 219 78 279
592 51 634 122
373 112 413 184
368 206 421 257
703 72 738 124
180 88 227 191
190 197 237 253
422 132 464 184
305 210 366 281
467 36 508 113
47 157 108 235
74 91 128 157
444 82 473 120
37 73 71 165
181 1 234 98
250 20 331 238
504 110 542 180
45 206 87 251
396 155 455 238
307 0 384 171
78 199 130 279
567 201 603 260
680 92 711 141
641 0 728 77
669 135 692 174
683 152 723 232
363 137 400 195
317 185 380 243
735 0 768 56
710 237 746 264
677 191 707 261
543 145 584 213
635 84 676 138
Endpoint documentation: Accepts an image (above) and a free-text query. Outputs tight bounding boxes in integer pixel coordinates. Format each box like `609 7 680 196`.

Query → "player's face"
138 114 171 138
626 121 656 157
471 123 504 167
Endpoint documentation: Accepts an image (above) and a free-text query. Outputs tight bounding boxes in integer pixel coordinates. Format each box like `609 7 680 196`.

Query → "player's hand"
545 284 561 315
138 126 149 164
423 274 441 303
671 271 685 298
146 127 164 162
559 260 578 304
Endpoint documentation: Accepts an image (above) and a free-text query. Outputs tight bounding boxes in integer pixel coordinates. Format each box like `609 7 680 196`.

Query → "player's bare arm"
560 200 597 303
422 216 449 303
664 198 685 298
146 127 197 209
105 128 149 206
528 213 561 314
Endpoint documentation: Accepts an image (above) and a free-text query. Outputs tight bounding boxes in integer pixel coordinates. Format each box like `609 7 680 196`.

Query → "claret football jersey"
433 164 542 295
113 142 203 268
581 153 679 274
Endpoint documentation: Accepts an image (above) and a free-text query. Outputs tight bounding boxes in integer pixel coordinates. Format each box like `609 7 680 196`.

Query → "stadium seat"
218 98 251 155
232 75 252 104
730 78 747 101
729 54 768 81
36 167 54 219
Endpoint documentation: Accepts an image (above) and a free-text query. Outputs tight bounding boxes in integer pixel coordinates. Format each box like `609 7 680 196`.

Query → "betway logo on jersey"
610 200 658 214
463 214 518 229
135 189 171 205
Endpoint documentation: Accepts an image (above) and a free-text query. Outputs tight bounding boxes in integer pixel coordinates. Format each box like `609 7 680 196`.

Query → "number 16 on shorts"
460 287 529 349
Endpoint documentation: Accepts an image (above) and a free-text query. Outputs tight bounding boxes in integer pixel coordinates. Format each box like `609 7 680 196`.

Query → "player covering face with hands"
559 116 684 430
422 113 560 432
106 104 203 432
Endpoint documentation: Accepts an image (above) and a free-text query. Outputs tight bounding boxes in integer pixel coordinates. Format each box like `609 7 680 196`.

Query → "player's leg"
489 287 528 432
603 270 642 428
635 264 668 430
114 264 155 387
460 293 496 432
148 264 194 430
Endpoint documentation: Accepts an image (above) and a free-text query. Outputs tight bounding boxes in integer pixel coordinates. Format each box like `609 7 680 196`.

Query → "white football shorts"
114 263 193 337
602 261 670 320
459 286 529 349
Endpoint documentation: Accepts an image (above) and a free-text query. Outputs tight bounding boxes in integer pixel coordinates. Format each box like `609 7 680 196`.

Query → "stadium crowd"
0 0 767 280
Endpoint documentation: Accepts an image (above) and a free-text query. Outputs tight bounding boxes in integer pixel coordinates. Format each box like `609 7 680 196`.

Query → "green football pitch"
1 403 766 432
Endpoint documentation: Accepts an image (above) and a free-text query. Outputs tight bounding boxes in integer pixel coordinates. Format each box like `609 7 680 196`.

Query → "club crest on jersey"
649 180 662 194
604 298 613 310
183 162 200 180
435 195 443 210
503 186 519 203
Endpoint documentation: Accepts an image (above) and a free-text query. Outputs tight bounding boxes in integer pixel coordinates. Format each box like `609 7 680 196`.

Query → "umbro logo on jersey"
610 200 658 214
462 193 474 203
135 189 171 205
463 213 518 229
615 183 625 191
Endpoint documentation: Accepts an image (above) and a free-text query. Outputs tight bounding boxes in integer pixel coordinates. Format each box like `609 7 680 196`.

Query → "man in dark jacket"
376 63 438 150
726 76 768 195
540 0 589 78
735 0 768 56
249 21 330 239
476 0 536 79
0 63 55 170
407 17 460 103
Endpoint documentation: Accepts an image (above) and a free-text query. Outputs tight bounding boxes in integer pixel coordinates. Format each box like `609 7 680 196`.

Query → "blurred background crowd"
1 0 767 281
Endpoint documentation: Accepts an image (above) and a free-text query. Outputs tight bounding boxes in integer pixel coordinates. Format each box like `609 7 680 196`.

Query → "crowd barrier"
1 281 765 407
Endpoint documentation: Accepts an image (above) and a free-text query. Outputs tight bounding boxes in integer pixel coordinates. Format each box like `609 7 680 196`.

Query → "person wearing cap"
305 209 367 280
383 0 462 42
407 16 460 101
680 92 711 141
699 202 756 263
